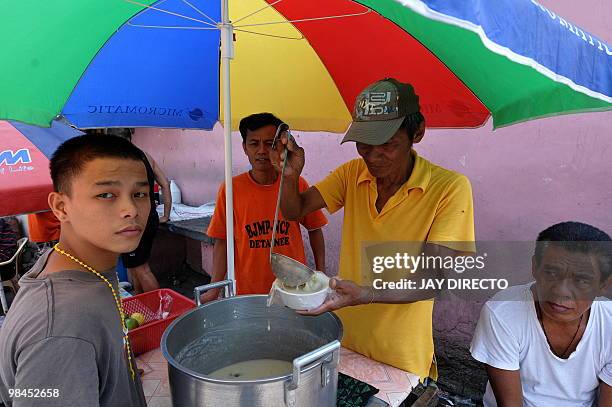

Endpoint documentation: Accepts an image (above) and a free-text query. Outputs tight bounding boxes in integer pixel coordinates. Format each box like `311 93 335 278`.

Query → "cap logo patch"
356 91 398 119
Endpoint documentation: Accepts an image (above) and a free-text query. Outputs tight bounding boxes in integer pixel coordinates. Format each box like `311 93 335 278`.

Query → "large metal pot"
162 280 343 407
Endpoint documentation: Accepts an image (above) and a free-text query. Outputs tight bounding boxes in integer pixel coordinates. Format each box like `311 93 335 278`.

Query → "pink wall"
133 0 612 341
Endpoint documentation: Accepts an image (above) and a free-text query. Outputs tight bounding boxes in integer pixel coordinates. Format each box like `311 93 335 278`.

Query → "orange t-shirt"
207 172 328 295
27 211 61 243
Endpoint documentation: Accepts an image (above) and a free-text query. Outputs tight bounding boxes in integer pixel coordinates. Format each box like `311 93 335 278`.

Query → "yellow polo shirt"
315 151 475 379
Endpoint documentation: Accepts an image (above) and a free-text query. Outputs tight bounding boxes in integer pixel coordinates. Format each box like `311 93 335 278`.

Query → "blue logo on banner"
0 149 32 166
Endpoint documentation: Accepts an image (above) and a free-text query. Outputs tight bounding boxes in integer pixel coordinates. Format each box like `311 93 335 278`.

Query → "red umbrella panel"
0 120 82 217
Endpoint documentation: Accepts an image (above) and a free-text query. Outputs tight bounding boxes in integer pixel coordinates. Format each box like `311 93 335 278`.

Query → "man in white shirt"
471 221 611 407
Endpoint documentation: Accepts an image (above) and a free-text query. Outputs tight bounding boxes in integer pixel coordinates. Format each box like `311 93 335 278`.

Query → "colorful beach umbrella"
1 0 610 131
0 121 83 217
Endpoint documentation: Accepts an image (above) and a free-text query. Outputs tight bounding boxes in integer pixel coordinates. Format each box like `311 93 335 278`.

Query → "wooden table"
150 217 214 279
161 217 214 245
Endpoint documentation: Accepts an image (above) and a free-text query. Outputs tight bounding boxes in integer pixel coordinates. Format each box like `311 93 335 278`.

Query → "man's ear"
242 141 247 155
48 192 68 222
412 120 426 144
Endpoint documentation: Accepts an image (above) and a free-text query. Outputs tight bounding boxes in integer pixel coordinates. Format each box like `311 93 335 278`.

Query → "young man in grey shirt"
0 135 150 406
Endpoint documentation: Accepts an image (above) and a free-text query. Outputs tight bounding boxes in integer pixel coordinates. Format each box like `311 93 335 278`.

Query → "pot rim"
161 294 343 385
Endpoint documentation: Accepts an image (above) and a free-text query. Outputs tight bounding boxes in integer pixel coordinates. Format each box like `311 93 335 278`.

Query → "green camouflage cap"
341 78 420 145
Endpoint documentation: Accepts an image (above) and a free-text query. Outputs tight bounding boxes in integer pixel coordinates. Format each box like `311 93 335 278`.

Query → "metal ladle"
269 123 315 288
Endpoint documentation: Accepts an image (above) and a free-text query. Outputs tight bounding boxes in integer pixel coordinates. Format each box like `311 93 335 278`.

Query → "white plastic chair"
0 237 28 314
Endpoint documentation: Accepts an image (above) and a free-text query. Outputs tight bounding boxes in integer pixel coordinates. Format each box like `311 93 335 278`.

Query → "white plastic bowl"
274 272 330 310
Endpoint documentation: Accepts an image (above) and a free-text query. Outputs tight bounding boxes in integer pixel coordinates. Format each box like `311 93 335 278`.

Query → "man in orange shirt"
202 113 327 301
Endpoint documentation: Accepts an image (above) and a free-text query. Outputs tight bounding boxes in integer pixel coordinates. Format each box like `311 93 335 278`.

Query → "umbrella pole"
220 0 236 293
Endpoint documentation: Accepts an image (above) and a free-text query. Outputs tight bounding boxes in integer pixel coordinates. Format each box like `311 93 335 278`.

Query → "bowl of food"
274 271 330 310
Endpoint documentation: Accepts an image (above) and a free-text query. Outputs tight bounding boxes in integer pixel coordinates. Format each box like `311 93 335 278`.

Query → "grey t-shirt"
0 250 146 407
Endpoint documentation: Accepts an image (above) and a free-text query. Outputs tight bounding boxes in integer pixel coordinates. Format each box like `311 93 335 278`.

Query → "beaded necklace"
53 244 135 381
535 300 583 359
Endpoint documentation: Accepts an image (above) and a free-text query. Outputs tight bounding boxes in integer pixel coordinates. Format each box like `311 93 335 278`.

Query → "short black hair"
238 113 283 143
399 112 425 142
399 111 425 142
50 134 146 195
534 221 612 280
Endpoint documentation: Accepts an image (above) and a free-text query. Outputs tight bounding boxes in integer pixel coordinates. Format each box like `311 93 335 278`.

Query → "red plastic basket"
121 289 195 355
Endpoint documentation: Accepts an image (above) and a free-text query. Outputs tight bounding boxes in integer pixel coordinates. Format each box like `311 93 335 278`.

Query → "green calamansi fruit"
124 317 140 331
130 312 145 326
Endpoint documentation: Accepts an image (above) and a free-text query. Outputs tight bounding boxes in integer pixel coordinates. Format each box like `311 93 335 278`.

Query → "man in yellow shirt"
274 78 475 380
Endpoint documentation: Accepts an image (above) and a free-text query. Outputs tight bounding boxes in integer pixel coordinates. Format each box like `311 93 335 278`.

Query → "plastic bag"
156 291 173 320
